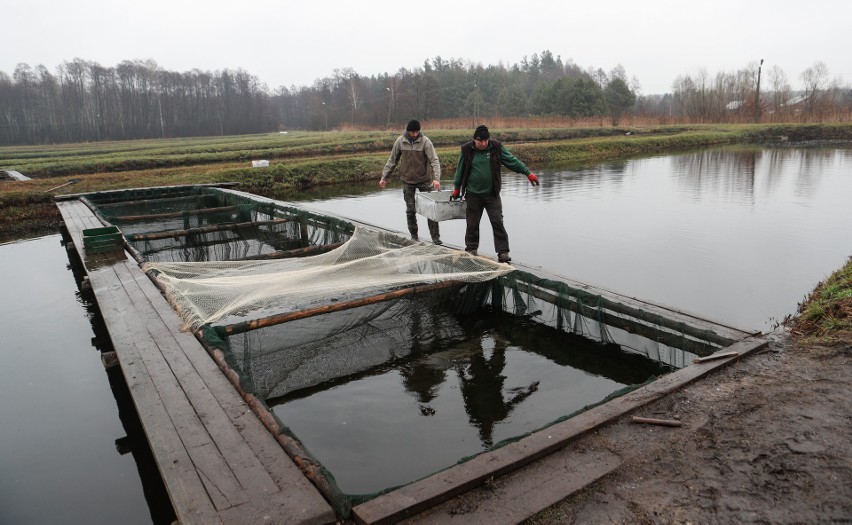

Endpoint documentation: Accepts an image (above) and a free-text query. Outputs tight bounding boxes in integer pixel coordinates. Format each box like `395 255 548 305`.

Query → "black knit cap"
474 125 489 140
406 119 421 132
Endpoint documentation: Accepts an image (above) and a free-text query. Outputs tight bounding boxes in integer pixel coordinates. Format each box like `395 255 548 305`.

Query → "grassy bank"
790 257 852 344
2 123 852 241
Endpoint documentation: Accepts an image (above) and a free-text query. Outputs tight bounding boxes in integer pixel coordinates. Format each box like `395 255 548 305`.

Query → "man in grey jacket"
380 119 442 244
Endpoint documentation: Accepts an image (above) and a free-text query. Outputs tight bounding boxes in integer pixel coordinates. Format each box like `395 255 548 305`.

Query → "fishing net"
143 226 514 330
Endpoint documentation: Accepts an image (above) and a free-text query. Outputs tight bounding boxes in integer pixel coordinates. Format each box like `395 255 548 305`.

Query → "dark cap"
406 119 421 132
473 125 489 140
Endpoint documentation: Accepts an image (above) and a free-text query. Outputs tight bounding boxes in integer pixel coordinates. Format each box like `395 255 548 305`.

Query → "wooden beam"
127 218 294 241
225 280 462 335
112 205 241 221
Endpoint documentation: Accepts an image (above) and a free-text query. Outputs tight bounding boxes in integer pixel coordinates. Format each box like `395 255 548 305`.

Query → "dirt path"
529 330 852 524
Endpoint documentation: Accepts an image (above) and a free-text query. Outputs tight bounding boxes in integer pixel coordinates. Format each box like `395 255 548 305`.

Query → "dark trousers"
403 182 440 241
464 192 509 254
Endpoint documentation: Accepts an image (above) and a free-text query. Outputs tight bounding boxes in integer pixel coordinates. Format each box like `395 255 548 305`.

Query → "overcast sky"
2 0 848 95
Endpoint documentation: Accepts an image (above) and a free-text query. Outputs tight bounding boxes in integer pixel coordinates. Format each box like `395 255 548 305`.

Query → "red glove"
527 173 540 186
450 189 461 201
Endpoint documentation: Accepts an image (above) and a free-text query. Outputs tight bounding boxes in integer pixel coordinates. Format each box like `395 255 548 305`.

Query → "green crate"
82 226 123 254
83 226 119 237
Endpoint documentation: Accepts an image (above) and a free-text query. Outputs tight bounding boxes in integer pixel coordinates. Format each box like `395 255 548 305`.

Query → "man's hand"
432 179 441 190
379 179 387 189
450 189 461 201
527 173 540 187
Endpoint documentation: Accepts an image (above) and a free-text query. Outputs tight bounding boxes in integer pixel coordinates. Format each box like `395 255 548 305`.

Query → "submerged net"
143 226 514 331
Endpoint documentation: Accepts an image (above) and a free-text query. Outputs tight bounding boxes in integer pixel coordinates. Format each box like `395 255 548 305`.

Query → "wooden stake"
225 279 462 335
631 416 683 427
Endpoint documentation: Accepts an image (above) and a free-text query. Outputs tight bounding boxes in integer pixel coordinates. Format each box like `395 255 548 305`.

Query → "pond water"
271 311 665 495
1 144 849 521
0 236 174 524
289 145 852 331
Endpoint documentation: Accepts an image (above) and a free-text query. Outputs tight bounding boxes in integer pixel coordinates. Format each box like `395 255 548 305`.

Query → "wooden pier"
57 186 769 524
57 199 335 524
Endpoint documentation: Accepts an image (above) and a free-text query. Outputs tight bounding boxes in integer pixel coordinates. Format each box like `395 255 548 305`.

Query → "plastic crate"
414 191 466 221
82 226 123 254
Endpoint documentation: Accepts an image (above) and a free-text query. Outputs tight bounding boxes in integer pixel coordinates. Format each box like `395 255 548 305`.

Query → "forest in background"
1 50 850 145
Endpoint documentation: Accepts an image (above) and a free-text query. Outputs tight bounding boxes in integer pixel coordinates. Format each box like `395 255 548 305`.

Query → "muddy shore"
528 329 852 524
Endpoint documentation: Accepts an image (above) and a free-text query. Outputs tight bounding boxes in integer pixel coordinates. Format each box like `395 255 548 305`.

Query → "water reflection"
0 236 173 524
292 146 852 331
456 334 539 447
271 308 666 493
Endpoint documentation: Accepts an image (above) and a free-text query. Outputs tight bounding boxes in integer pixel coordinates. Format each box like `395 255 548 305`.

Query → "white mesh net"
143 226 514 331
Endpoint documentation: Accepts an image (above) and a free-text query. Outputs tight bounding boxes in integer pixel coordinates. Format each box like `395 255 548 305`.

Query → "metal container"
415 191 466 221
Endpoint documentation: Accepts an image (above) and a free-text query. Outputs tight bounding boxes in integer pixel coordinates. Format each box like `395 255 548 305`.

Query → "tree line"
0 52 848 145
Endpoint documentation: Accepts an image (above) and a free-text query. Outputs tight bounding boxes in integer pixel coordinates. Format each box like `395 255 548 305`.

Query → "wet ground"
528 330 852 524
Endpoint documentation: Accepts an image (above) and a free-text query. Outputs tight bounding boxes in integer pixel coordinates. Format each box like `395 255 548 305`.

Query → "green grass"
5 123 831 178
792 257 852 343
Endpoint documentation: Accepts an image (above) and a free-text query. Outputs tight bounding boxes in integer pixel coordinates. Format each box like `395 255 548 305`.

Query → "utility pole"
755 58 764 123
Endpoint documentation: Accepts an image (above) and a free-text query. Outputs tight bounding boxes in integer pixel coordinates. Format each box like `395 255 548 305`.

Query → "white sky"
2 0 848 95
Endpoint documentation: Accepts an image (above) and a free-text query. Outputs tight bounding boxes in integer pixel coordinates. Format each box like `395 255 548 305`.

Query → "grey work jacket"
381 133 441 185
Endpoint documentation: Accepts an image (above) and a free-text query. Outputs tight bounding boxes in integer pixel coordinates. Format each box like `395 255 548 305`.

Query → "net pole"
224 280 462 335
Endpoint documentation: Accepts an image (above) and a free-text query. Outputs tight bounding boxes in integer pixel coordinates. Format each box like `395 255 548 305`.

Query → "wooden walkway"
57 199 335 524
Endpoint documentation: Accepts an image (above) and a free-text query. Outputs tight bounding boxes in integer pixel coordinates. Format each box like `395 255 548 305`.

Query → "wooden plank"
90 272 222 524
61 199 335 523
402 449 621 525
111 261 277 502
353 336 768 524
99 266 242 509
128 266 337 523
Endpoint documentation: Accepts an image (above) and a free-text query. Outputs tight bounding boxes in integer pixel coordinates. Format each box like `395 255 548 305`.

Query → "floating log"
631 416 683 427
225 280 462 335
127 218 294 241
692 351 740 363
112 205 241 221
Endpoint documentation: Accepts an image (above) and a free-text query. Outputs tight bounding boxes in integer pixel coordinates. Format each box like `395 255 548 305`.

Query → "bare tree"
801 61 829 117
767 65 790 115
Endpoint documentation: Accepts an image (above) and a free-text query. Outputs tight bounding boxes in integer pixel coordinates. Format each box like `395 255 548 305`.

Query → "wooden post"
225 280 462 335
755 58 764 123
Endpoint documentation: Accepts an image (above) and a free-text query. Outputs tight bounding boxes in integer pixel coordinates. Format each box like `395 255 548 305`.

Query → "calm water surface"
0 236 172 524
291 146 852 331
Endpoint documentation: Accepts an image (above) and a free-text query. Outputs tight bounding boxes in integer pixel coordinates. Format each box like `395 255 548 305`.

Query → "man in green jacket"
451 125 539 263
380 119 442 244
